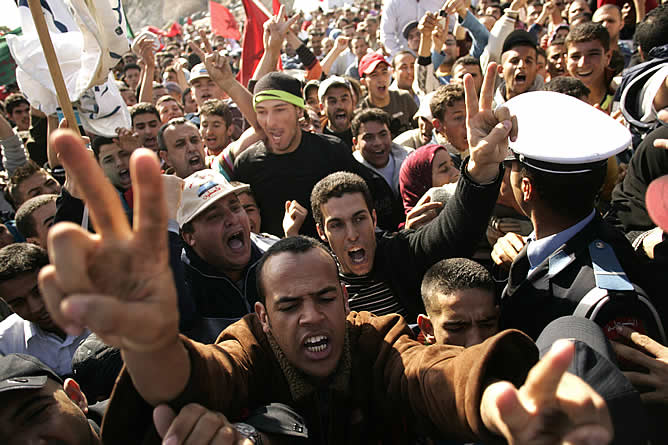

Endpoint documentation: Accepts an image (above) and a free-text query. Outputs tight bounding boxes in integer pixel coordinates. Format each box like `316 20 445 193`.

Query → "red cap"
358 52 390 78
646 175 668 233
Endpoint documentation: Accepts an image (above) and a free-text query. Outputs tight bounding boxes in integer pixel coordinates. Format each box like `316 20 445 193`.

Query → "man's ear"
360 76 367 88
352 136 359 151
417 314 435 344
226 125 235 137
316 223 328 243
497 62 504 75
255 301 271 333
63 378 88 413
371 208 377 229
521 177 534 201
181 230 196 248
158 150 169 163
431 118 442 132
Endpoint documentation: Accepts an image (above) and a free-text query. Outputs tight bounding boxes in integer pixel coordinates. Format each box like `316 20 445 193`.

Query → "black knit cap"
254 71 303 98
502 29 537 54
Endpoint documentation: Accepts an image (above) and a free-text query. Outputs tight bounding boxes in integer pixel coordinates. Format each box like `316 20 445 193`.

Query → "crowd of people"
0 0 667 442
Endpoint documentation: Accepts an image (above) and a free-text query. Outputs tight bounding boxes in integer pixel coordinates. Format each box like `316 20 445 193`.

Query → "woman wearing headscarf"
399 143 460 215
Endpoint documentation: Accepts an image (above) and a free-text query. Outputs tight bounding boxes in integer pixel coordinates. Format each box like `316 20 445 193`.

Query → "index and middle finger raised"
463 62 519 142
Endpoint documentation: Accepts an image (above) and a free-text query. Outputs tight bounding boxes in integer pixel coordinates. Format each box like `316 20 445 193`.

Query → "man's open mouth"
188 155 203 167
348 247 366 264
304 335 329 353
119 168 130 182
227 230 245 250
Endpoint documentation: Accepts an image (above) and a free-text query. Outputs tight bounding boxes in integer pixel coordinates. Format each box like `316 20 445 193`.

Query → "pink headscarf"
399 144 446 215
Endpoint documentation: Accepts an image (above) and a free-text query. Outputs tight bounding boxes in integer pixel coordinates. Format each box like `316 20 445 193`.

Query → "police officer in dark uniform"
497 91 662 340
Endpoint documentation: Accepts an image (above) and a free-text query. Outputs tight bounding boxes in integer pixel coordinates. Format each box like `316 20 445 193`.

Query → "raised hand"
264 5 300 54
39 130 178 353
481 340 613 444
114 127 142 151
613 326 668 404
189 30 235 86
136 35 157 70
40 130 189 405
464 62 518 184
444 0 471 18
334 35 352 53
57 118 92 199
418 11 438 36
283 199 308 237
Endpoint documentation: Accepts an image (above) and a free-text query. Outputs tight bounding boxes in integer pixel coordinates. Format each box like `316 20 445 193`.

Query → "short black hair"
391 50 415 69
544 77 590 100
350 108 390 138
130 102 160 125
122 63 140 75
255 236 336 304
0 243 49 282
90 136 116 160
566 22 610 52
634 4 668 56
452 55 482 75
15 194 58 239
519 162 606 218
182 87 193 105
421 258 494 315
310 172 373 229
430 84 465 122
5 160 42 207
199 99 233 127
4 93 29 116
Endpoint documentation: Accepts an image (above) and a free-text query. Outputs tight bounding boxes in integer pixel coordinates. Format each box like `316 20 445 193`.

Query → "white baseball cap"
177 169 249 227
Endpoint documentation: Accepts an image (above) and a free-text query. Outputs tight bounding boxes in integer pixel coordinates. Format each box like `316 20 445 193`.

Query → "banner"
7 0 130 115
210 1 241 41
237 0 272 87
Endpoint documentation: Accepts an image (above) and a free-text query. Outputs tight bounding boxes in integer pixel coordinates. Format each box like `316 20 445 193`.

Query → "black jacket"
173 233 265 343
500 213 662 340
343 160 503 323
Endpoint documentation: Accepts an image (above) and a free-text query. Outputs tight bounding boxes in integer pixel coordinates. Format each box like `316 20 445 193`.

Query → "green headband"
253 89 305 110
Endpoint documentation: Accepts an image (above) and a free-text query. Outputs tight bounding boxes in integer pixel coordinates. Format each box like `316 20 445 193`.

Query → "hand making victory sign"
464 62 518 184
39 122 613 443
39 130 190 405
463 66 612 444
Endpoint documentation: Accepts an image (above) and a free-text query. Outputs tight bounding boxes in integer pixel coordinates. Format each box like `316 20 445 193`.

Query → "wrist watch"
234 422 263 445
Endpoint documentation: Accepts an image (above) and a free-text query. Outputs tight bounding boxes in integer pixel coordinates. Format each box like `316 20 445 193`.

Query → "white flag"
7 0 130 119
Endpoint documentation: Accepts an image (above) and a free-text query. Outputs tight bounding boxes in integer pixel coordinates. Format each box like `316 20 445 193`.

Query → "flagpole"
26 0 80 137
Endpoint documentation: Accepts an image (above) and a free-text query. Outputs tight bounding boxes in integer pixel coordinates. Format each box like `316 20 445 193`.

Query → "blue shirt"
527 210 595 274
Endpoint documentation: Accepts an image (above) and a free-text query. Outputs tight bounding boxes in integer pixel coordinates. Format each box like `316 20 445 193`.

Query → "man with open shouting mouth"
173 169 275 343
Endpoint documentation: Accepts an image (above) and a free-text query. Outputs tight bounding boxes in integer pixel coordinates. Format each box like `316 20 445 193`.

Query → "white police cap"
504 91 632 174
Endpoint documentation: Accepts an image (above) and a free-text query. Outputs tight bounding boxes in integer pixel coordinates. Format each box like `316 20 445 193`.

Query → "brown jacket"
101 312 538 444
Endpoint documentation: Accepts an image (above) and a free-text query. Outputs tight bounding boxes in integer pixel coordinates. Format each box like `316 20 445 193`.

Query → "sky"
0 0 21 30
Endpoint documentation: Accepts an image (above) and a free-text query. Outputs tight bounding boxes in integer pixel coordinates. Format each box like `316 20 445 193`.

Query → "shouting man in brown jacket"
39 64 613 445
